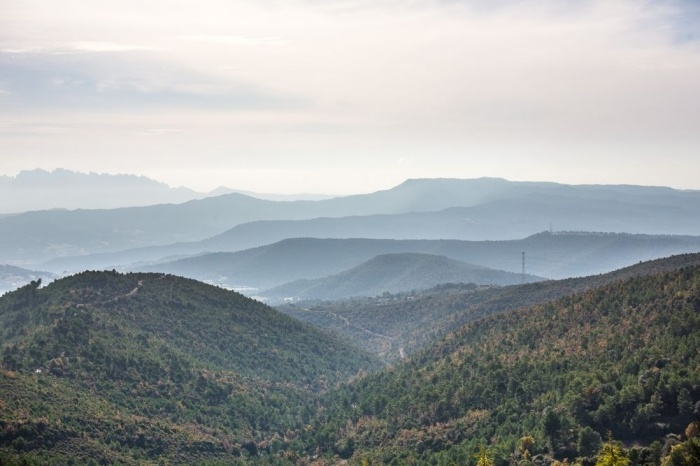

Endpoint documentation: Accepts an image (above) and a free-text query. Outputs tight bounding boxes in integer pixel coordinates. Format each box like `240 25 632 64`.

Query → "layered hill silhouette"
3 177 700 269
0 169 205 213
0 271 377 463
264 253 542 301
279 252 700 361
0 169 334 215
135 232 700 291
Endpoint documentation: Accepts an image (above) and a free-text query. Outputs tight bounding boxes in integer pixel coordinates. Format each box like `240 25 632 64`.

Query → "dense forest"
0 272 376 464
1 260 699 464
288 264 700 464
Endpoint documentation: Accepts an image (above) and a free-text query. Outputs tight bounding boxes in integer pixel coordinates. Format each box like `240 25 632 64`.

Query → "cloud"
1 0 700 192
0 123 69 134
0 51 307 112
66 41 156 53
181 35 289 46
0 41 155 55
138 128 184 136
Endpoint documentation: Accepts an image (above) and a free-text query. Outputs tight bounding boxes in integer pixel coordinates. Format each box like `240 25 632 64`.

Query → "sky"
1 0 700 194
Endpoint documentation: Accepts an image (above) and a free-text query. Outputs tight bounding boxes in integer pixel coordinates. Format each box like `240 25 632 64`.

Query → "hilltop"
264 253 542 301
0 271 377 463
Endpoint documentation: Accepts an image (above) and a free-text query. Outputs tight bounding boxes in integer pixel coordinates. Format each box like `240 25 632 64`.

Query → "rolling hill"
263 253 542 301
285 260 700 464
197 188 700 250
0 271 377 463
2 253 699 464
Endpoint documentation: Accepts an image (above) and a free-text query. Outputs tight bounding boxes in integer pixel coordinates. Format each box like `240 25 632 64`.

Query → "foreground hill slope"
264 253 542 301
0 272 377 463
141 232 700 290
294 263 700 464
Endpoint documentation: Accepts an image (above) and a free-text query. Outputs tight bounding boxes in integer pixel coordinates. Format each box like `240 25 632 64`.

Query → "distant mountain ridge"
0 168 335 214
0 169 204 213
263 253 542 300
136 232 700 291
3 176 700 268
0 264 55 295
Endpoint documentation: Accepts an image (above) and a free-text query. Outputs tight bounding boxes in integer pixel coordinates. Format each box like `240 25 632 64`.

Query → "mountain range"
0 169 203 213
3 177 700 269
0 168 333 214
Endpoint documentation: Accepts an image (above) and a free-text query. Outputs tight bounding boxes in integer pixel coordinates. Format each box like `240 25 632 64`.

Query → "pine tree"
596 432 630 466
476 444 494 466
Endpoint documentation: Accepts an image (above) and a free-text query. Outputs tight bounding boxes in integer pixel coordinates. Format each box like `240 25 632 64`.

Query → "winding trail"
74 279 145 309
124 280 144 298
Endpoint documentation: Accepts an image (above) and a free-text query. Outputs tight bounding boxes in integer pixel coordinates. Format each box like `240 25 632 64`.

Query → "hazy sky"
1 0 699 194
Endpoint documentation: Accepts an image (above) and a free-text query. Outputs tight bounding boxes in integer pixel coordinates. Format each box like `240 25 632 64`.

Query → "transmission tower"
521 251 526 283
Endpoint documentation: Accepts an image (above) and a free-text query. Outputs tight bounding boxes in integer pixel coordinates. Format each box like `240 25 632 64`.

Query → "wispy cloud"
138 128 184 136
0 41 155 55
181 35 289 46
67 41 156 53
0 123 69 134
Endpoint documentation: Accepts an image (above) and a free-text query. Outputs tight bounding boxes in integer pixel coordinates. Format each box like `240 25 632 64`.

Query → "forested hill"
291 263 700 464
0 271 377 464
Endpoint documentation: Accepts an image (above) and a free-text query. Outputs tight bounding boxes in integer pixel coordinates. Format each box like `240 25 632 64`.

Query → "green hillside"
0 271 377 464
286 263 700 464
3 259 700 464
